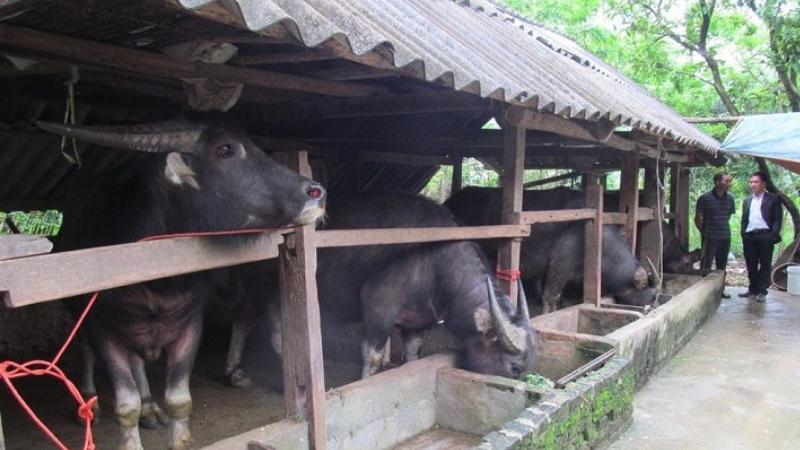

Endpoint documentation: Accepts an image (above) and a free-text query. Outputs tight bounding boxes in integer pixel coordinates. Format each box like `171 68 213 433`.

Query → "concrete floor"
609 287 800 450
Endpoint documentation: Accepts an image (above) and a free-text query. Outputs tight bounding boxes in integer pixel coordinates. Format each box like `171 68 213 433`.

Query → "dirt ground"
0 324 361 450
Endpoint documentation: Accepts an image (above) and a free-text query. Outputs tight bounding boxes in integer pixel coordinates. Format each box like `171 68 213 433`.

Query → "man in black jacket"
740 171 783 302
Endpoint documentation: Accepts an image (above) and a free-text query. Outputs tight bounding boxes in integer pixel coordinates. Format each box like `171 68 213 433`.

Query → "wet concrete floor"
609 287 800 450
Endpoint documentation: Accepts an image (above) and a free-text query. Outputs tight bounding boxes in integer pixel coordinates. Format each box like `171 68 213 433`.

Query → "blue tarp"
722 112 800 172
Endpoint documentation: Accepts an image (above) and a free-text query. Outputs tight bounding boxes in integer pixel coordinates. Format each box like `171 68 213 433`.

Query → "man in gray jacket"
740 171 783 302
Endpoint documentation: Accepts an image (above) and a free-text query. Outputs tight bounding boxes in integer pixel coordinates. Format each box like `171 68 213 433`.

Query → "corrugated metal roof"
178 0 721 152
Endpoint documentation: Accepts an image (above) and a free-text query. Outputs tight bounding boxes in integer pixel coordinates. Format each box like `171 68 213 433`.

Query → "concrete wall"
477 356 634 450
201 354 455 450
436 369 537 436
606 271 724 387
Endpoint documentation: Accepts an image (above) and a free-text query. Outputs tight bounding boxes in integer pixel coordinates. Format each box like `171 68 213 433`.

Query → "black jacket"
741 191 783 243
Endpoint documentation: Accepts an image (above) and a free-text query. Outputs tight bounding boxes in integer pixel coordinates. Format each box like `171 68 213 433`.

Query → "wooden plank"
516 209 596 225
497 121 526 299
0 235 53 261
0 233 283 308
278 151 326 450
583 177 603 306
619 152 640 251
603 208 654 225
315 225 530 248
0 24 384 97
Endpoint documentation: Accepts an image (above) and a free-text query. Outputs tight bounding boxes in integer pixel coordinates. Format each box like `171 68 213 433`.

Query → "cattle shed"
0 1 726 449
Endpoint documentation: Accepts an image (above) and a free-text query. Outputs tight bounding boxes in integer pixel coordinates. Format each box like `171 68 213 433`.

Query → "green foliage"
523 372 555 389
0 210 63 236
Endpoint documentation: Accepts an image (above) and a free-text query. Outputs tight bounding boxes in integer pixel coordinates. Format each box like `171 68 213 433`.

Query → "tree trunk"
755 157 800 239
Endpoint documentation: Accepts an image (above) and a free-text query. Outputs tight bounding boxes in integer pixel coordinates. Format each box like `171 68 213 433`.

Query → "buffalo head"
464 278 537 379
613 257 662 306
37 114 326 231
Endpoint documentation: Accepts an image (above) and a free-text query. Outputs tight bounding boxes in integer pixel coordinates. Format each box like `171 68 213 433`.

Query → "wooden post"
497 120 526 299
639 159 664 273
619 152 640 251
584 174 603 305
277 151 326 450
451 154 463 194
670 163 690 249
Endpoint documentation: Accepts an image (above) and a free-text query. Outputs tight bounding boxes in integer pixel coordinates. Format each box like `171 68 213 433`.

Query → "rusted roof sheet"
178 0 721 152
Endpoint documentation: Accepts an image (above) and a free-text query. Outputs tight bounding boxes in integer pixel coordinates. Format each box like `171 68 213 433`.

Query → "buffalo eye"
216 143 236 159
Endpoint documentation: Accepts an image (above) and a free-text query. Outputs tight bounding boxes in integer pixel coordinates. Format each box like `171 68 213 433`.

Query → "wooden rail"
603 208 655 224
516 209 597 225
0 233 284 308
315 224 531 248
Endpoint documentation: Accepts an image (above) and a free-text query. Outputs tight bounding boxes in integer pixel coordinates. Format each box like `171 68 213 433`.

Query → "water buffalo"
239 193 537 381
41 114 325 450
446 187 660 313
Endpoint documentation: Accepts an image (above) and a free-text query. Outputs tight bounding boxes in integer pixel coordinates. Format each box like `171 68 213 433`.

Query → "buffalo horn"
36 119 203 153
517 279 531 319
646 257 662 288
486 277 527 354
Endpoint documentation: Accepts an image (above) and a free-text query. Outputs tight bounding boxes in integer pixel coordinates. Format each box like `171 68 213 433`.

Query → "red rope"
496 269 522 282
0 226 296 450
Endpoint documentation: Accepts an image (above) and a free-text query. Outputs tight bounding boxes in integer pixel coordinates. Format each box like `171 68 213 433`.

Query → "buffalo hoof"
168 418 192 450
139 402 168 429
225 366 253 388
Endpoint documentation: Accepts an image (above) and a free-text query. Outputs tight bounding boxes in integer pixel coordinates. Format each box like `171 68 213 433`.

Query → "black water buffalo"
254 193 537 380
41 114 325 450
446 187 660 314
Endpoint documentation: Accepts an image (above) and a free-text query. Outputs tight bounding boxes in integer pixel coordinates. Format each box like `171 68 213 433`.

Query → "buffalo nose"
306 182 325 200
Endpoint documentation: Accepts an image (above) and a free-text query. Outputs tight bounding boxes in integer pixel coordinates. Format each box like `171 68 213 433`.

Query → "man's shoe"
756 293 766 303
738 291 754 298
721 292 731 299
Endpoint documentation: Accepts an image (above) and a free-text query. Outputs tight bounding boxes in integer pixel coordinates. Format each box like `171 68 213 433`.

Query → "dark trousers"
742 232 774 294
701 237 730 271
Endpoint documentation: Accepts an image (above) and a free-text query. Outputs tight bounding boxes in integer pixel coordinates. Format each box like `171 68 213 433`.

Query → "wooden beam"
506 106 616 143
516 209 596 225
0 24 385 98
583 175 603 306
619 152 639 251
0 232 283 308
233 48 343 65
0 235 53 261
523 171 581 188
638 160 664 272
278 151 326 450
257 92 490 122
316 225 530 248
451 155 463 193
670 163 690 249
497 120 526 299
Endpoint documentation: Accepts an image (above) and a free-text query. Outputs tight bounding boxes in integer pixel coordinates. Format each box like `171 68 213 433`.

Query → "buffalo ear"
164 153 200 190
473 308 498 347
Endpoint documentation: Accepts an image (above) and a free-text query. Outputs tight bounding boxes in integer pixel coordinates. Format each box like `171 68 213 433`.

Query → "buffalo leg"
78 334 101 423
224 313 259 388
130 354 167 429
164 315 202 450
96 339 142 450
360 277 406 378
542 265 569 314
403 330 422 362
